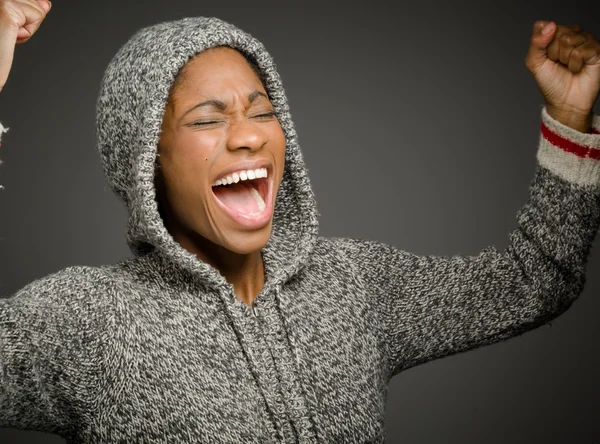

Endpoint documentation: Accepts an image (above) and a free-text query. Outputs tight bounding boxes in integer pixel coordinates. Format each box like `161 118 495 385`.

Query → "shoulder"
311 235 413 282
313 235 387 259
5 264 123 321
309 235 381 272
0 265 118 351
11 265 112 299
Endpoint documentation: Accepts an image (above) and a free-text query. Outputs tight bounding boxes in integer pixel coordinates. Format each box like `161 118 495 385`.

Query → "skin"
0 3 599 300
155 47 286 306
526 20 600 132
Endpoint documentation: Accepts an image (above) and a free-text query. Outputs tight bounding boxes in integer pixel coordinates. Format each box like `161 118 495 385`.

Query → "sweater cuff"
536 106 600 188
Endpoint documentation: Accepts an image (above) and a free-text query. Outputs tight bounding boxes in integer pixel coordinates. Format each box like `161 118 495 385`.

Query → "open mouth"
211 169 271 219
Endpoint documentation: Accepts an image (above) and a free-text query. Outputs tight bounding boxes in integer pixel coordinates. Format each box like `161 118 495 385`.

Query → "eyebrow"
180 90 268 121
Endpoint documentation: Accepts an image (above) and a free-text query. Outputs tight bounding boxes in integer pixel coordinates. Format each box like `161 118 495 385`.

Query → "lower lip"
211 176 274 229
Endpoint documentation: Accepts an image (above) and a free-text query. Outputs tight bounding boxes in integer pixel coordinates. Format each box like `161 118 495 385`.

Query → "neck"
205 246 265 307
157 196 266 305
172 227 265 306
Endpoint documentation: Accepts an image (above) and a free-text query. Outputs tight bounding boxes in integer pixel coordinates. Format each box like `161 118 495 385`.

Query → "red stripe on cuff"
541 121 600 160
593 128 600 134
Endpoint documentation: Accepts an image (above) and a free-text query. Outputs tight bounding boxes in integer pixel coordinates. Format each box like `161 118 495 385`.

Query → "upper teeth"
213 167 268 186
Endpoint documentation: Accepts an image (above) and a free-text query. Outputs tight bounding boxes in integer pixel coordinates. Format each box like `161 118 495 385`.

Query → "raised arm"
0 268 106 434
341 108 600 377
0 0 52 187
0 0 92 433
340 20 600 377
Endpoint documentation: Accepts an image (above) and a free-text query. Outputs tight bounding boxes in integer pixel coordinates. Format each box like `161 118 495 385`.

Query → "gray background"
1 0 599 442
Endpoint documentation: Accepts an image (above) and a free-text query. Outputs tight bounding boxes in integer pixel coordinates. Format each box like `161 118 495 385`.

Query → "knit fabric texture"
2 16 600 443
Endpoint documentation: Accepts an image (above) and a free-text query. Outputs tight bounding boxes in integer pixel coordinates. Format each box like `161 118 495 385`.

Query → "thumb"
526 20 556 72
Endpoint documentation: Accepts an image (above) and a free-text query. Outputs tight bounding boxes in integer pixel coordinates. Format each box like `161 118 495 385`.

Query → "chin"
219 224 272 255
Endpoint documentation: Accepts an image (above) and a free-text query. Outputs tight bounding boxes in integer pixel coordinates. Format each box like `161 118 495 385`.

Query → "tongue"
213 181 265 215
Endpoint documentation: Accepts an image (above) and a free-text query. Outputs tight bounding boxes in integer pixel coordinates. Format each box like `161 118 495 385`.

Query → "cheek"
179 130 220 162
272 125 287 180
162 133 219 202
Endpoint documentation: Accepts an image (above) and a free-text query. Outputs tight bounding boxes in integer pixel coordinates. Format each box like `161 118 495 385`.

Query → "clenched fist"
0 0 52 93
526 20 600 133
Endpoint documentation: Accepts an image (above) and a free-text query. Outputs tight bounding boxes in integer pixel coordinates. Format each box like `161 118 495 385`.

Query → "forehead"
173 47 262 93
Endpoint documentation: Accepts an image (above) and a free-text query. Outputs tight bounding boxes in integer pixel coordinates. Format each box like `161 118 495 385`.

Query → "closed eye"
190 112 276 127
190 120 221 127
252 112 276 119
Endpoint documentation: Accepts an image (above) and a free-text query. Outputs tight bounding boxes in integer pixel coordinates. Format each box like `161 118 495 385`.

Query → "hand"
525 20 600 133
0 0 51 93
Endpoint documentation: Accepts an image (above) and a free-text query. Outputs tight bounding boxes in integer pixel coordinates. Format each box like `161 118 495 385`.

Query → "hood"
95 17 320 294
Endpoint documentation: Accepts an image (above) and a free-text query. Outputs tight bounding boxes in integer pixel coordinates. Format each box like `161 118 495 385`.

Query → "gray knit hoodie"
1 16 600 444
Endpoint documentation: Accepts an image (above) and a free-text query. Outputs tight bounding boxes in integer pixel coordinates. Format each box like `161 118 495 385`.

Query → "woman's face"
156 47 286 257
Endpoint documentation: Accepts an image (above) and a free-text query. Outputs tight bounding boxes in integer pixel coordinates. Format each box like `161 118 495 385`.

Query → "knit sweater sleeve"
0 267 106 436
339 106 600 378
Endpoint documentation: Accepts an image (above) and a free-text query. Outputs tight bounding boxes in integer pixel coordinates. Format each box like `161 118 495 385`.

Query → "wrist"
545 104 592 133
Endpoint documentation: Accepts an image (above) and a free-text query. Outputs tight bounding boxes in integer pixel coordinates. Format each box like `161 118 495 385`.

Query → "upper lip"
212 159 273 184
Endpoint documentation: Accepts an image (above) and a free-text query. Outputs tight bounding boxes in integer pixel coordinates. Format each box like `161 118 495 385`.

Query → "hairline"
169 46 267 98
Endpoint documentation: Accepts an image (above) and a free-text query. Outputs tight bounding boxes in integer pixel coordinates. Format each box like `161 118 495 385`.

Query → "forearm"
341 106 600 378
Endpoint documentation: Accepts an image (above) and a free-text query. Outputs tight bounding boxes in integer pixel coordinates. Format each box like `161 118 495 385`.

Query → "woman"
0 1 599 443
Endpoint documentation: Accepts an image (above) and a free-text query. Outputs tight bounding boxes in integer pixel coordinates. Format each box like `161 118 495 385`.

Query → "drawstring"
272 285 320 442
216 286 286 443
273 286 302 370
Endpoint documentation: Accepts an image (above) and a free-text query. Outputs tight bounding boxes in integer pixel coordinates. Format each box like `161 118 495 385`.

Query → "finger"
0 0 47 91
568 46 591 73
578 38 600 66
558 31 588 66
546 25 572 62
14 0 49 42
566 36 600 73
35 0 51 12
14 0 50 43
525 20 556 72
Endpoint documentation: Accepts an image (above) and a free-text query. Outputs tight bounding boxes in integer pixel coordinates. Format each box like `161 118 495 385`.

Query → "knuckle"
559 34 570 44
570 46 583 58
559 33 574 45
0 0 40 26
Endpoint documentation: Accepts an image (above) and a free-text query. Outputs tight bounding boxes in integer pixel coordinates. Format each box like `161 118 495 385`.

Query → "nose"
226 117 267 152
